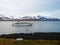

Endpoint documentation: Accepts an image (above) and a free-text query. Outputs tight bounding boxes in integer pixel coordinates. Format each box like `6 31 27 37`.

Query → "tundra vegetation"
0 38 60 45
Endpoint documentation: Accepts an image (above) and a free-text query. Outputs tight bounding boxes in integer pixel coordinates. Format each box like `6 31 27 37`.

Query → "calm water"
0 21 60 34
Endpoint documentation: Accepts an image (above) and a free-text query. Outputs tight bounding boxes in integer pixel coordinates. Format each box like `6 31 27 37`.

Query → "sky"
0 0 60 18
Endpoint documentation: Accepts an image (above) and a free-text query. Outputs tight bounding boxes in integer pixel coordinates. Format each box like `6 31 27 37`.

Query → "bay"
0 21 60 34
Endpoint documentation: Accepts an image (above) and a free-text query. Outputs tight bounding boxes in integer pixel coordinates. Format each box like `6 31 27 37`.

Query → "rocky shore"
0 32 60 40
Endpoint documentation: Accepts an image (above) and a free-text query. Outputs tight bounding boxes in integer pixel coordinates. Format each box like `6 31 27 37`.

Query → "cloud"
0 0 60 18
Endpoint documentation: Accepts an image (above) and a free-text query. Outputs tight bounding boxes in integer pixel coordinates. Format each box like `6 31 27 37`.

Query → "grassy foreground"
0 38 60 45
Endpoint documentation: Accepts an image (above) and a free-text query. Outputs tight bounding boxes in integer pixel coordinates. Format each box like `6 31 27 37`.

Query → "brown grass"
0 38 60 45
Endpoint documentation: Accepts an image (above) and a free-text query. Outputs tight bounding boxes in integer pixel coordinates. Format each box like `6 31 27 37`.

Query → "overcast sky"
0 0 60 18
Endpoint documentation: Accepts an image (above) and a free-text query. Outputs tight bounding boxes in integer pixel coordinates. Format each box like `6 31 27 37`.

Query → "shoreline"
0 19 60 21
0 20 60 22
0 32 60 40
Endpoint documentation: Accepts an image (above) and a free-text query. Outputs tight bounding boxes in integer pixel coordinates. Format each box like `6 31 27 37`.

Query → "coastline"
0 32 60 40
0 19 60 21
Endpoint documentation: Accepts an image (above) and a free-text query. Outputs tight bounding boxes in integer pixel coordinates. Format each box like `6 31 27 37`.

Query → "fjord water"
0 21 60 34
